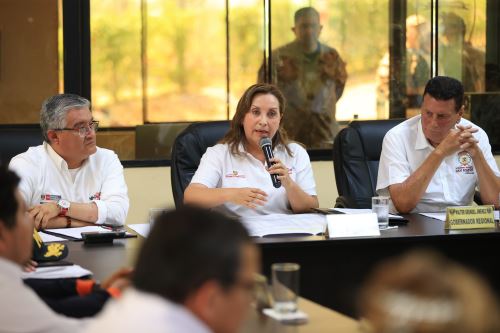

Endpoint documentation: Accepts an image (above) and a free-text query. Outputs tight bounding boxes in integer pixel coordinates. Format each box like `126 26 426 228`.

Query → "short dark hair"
294 7 320 23
0 166 21 229
133 206 252 303
423 76 464 112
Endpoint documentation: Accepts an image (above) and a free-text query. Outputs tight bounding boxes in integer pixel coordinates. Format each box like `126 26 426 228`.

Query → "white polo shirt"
0 257 85 333
190 142 317 217
376 115 500 213
9 142 129 226
84 288 211 333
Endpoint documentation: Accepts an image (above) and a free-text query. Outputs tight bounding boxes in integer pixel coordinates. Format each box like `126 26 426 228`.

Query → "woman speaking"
184 83 319 216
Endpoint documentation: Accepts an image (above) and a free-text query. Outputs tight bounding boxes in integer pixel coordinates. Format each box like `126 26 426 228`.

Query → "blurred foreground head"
359 250 500 333
134 206 259 333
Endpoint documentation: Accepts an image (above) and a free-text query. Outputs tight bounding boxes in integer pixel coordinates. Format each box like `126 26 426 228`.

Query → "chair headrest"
0 125 44 165
171 121 230 207
349 120 404 160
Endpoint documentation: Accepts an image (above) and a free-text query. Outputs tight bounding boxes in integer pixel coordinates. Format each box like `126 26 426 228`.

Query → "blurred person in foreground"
258 7 347 148
0 166 132 326
9 93 129 229
0 166 83 332
359 250 500 333
85 206 260 333
184 83 319 216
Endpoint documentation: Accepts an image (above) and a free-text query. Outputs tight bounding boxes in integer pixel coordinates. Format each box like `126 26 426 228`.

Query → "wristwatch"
57 199 71 216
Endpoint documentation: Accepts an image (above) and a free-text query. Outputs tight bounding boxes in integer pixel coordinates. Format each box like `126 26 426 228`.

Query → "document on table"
43 226 135 240
39 232 68 243
128 223 150 238
419 212 446 221
241 213 327 237
332 208 404 219
421 211 500 221
21 265 92 280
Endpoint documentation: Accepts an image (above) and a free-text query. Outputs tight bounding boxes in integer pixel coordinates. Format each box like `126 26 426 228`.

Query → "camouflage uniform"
258 41 347 148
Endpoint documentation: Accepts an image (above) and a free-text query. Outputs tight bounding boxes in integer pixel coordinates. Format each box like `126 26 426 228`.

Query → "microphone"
259 137 282 188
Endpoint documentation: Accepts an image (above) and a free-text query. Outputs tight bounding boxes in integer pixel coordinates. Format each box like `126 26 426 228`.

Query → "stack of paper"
39 232 68 243
128 224 150 238
241 213 327 237
43 226 134 240
21 265 92 279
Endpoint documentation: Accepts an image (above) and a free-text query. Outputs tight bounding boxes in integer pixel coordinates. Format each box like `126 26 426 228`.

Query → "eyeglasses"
53 121 99 138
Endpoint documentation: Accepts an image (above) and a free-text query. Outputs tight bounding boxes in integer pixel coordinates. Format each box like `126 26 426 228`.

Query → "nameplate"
445 205 495 229
327 213 380 238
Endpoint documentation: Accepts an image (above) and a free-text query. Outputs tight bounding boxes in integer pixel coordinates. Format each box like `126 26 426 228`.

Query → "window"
1 0 499 161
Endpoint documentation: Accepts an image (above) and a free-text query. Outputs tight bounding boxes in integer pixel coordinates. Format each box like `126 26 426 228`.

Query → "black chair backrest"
333 119 404 208
170 121 230 207
0 124 44 165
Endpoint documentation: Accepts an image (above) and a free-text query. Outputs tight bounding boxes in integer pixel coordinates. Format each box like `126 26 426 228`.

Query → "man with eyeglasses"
9 94 129 229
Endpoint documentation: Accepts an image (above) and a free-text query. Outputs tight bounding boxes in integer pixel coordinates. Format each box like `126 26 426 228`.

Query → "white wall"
123 161 337 224
124 157 500 225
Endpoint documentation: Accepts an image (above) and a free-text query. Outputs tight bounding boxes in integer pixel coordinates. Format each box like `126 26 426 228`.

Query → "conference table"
65 229 360 332
66 213 500 320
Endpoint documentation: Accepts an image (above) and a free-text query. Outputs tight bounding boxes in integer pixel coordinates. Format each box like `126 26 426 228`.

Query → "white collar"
45 142 70 171
415 115 434 151
44 142 87 171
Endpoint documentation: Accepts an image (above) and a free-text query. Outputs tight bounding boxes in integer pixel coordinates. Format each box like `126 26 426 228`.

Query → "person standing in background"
258 7 347 148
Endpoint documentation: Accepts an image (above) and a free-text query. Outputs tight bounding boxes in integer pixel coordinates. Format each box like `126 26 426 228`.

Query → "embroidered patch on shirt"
40 194 61 204
456 151 474 174
225 170 246 178
89 192 101 200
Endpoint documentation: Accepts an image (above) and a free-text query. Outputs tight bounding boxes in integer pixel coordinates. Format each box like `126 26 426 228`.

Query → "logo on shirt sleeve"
40 194 61 204
456 151 474 174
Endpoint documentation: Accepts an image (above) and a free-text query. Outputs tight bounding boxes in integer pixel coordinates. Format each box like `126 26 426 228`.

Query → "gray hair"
40 94 91 142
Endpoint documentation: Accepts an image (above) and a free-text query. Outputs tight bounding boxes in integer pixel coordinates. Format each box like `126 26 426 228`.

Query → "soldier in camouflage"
258 7 347 148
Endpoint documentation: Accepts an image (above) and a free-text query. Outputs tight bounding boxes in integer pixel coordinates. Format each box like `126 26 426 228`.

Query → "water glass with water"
372 196 389 229
148 208 164 230
272 263 300 314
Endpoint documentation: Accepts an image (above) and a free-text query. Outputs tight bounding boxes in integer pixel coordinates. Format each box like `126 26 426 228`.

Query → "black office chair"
333 119 404 208
0 124 44 165
170 121 230 208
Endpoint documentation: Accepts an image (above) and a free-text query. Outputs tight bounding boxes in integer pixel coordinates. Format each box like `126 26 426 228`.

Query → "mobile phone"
81 231 126 244
389 217 409 226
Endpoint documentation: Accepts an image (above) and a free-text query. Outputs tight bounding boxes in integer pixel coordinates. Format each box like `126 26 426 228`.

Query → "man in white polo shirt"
377 76 500 213
0 167 84 332
9 94 129 228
